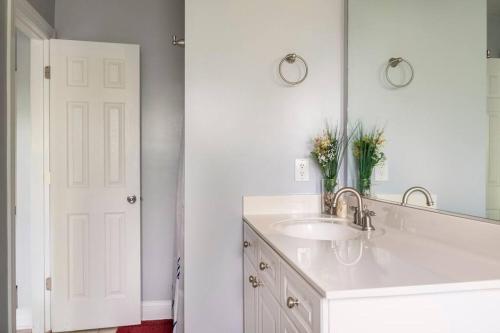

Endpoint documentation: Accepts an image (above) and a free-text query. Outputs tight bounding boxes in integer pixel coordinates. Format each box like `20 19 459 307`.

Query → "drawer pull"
259 262 269 271
243 241 251 248
252 279 263 289
287 296 300 309
249 275 256 283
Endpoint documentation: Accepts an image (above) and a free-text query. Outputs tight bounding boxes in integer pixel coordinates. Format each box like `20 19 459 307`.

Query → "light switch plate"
295 159 310 182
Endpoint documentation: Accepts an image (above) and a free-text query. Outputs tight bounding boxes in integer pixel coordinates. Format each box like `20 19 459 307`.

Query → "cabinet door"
280 310 300 333
258 285 280 333
244 255 259 333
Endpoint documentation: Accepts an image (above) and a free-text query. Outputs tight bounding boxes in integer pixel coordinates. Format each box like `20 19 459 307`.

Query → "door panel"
50 39 140 332
258 285 280 333
280 311 300 333
244 255 259 333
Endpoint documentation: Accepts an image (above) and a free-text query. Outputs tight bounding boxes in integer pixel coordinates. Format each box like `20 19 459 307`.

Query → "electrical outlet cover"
295 159 310 182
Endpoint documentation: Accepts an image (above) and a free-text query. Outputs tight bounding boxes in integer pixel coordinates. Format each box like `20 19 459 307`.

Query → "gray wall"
185 0 344 331
55 0 184 301
1 0 10 330
27 0 54 27
348 0 487 217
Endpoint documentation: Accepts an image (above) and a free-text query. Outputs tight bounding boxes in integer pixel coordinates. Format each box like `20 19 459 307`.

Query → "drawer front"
258 239 281 300
281 263 322 333
243 223 260 265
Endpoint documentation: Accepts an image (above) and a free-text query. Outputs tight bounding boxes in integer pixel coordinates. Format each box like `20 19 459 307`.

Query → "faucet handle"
361 208 376 231
364 209 376 217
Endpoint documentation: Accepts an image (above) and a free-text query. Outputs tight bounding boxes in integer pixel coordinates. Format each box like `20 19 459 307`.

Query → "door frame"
8 0 54 332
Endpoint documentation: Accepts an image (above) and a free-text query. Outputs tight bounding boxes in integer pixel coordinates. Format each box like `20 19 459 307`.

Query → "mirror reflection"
347 0 500 220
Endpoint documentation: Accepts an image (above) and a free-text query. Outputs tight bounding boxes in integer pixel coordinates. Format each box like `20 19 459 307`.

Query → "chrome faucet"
401 186 434 207
332 187 375 231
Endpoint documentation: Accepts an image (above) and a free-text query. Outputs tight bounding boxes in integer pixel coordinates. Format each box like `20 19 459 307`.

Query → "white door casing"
49 39 140 332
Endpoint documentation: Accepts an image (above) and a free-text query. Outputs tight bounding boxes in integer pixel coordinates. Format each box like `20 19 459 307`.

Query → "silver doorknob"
127 195 137 204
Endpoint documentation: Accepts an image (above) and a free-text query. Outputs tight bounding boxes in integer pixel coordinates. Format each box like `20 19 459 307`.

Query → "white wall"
55 0 184 302
185 0 345 331
15 30 32 316
348 0 487 217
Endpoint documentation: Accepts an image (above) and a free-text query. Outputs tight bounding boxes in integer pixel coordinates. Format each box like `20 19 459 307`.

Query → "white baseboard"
142 300 172 320
16 307 32 330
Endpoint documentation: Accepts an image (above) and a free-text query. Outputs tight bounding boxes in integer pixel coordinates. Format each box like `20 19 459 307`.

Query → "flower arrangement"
311 125 351 214
352 124 385 195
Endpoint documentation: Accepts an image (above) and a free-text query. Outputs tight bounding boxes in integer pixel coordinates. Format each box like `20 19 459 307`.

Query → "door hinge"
44 66 51 79
45 277 52 291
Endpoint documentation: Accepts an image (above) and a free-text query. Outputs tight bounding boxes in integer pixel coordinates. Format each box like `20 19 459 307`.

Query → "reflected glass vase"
357 177 371 196
321 178 338 215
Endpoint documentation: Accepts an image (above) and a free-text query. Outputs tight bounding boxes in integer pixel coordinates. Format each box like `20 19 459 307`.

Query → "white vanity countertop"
243 197 500 299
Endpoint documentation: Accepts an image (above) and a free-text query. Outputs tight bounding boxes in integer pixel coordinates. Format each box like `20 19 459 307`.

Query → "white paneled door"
49 39 141 332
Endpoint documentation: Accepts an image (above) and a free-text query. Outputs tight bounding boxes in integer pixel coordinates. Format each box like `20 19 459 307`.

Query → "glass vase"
321 178 338 215
357 177 371 196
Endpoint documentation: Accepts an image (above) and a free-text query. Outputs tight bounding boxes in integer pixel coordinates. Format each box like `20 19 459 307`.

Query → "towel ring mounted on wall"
385 57 414 88
279 53 308 86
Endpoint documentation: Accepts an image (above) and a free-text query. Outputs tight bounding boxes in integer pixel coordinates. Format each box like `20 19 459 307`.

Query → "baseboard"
142 300 172 320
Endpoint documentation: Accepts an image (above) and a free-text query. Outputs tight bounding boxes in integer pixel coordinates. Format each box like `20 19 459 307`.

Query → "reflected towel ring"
385 57 414 88
279 53 308 85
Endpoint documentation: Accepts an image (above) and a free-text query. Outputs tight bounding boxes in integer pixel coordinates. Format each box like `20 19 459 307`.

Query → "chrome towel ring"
385 57 414 88
279 53 308 86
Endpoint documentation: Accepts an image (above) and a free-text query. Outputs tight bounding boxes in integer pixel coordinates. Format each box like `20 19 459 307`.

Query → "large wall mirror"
347 0 500 221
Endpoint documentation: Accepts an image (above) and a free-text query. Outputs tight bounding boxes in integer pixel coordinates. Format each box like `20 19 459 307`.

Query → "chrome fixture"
333 187 376 231
286 296 299 309
172 35 185 47
127 195 137 204
248 275 263 289
259 262 269 271
279 53 308 86
401 186 434 207
385 57 414 88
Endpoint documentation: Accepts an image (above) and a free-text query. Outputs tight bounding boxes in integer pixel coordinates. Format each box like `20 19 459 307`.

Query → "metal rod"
172 35 185 47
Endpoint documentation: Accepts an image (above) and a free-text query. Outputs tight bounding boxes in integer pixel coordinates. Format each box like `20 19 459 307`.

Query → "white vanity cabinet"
243 195 500 333
243 223 324 333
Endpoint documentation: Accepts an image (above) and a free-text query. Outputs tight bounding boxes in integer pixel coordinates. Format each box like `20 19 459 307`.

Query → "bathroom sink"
272 218 361 241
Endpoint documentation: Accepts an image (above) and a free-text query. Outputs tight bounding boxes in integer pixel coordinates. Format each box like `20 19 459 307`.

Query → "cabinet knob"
248 275 256 283
243 241 250 248
252 280 263 289
286 296 300 309
259 262 269 271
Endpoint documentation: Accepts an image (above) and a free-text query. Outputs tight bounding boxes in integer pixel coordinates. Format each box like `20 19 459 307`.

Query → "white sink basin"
272 218 361 241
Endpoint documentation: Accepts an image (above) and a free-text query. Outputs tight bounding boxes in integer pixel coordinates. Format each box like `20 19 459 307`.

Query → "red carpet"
116 320 173 333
